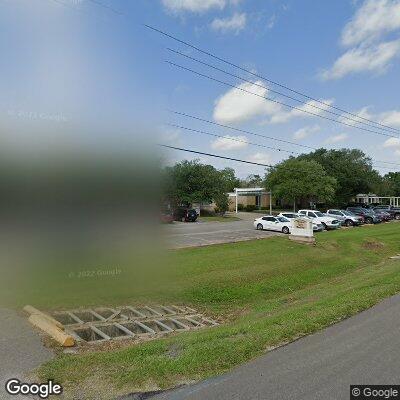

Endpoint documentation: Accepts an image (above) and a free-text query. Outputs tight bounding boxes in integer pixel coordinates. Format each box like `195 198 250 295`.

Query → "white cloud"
210 135 248 150
322 0 400 80
213 80 280 124
383 137 400 156
321 39 400 80
293 125 320 140
338 107 400 129
213 80 334 126
160 128 180 143
338 106 373 126
341 0 400 47
162 0 225 13
266 15 276 29
210 12 246 34
268 99 334 124
380 110 400 128
325 133 348 144
248 152 272 165
383 137 400 148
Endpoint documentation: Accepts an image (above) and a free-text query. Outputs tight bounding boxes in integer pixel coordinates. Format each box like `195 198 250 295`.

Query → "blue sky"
1 0 400 177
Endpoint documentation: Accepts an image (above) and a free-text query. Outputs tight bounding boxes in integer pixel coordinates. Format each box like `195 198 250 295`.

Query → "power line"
160 144 399 171
166 61 397 139
166 123 301 155
169 111 400 168
169 110 315 150
158 144 274 167
167 48 397 135
145 24 400 134
86 0 123 15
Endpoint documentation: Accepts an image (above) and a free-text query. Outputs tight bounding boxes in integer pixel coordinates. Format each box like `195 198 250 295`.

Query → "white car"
254 215 291 234
298 209 341 230
277 212 324 232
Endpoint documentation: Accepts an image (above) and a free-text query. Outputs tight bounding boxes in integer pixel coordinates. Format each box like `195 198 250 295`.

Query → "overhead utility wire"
166 123 302 155
86 0 123 15
169 110 314 150
167 48 396 135
144 24 399 134
158 144 273 167
169 111 400 168
166 61 397 138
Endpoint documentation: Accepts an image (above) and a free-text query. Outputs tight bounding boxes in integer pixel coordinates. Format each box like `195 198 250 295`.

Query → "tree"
214 193 230 216
265 158 337 209
219 167 241 192
241 174 263 188
381 172 400 196
297 148 380 206
163 160 228 207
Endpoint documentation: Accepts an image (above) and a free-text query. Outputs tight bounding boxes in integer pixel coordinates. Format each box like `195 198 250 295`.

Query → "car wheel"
395 214 400 220
365 217 373 224
321 222 328 230
282 226 290 234
345 219 353 227
256 223 263 230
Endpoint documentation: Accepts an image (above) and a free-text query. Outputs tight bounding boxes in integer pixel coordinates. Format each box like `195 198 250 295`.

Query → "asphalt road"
164 214 280 249
0 309 53 400
148 294 400 400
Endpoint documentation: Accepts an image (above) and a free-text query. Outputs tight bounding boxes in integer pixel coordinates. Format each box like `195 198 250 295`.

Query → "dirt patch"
166 343 183 359
362 240 385 250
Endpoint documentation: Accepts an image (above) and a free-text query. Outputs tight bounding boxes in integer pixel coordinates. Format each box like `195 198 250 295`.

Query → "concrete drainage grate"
49 305 218 344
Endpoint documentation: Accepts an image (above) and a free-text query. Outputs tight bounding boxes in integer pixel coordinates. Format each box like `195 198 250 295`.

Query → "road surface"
147 294 400 400
164 213 280 249
0 309 53 400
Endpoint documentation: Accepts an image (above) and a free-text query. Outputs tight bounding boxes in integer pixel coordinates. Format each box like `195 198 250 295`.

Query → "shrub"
245 204 257 212
237 204 245 211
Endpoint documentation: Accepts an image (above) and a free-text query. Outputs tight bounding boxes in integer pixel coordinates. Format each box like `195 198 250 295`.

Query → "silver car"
277 212 324 232
326 209 363 227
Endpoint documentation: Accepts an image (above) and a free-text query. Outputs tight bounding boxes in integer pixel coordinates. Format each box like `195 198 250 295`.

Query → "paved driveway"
164 214 280 249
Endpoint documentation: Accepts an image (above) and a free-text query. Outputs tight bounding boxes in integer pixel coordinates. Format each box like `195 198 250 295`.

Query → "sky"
1 0 400 177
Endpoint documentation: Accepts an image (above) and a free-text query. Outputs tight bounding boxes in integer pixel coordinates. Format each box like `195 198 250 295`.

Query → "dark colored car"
373 205 400 220
372 209 393 222
173 208 198 222
346 207 381 224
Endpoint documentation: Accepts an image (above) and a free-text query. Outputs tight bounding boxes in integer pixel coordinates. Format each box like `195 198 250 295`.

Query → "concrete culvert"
97 324 131 338
52 313 77 325
74 327 104 342
73 311 102 323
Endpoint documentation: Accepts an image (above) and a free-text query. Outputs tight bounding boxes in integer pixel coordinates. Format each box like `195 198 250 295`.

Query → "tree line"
163 148 400 212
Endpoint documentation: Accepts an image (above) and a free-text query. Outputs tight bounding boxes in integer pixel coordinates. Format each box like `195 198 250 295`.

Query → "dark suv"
373 205 400 220
173 208 198 222
346 207 381 224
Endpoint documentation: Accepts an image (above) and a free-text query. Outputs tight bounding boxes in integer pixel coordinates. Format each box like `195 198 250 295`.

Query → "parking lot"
164 213 280 249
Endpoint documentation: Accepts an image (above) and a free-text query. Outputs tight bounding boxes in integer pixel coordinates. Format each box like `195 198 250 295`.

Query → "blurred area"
0 0 170 310
0 146 172 310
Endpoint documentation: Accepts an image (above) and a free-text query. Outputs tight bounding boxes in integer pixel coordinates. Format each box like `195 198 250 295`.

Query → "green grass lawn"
35 223 400 399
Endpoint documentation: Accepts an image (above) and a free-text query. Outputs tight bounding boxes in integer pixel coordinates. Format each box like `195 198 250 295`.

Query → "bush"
245 205 257 212
237 204 245 211
214 193 229 216
200 208 215 217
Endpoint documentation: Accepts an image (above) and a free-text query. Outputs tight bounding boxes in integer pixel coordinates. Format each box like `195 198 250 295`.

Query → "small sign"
291 217 313 238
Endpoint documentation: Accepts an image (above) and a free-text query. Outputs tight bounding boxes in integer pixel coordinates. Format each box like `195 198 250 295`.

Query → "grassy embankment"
36 223 400 399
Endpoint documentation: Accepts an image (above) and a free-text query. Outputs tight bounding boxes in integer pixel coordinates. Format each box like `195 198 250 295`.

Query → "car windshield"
342 211 355 216
277 217 289 222
314 211 324 217
283 213 297 218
